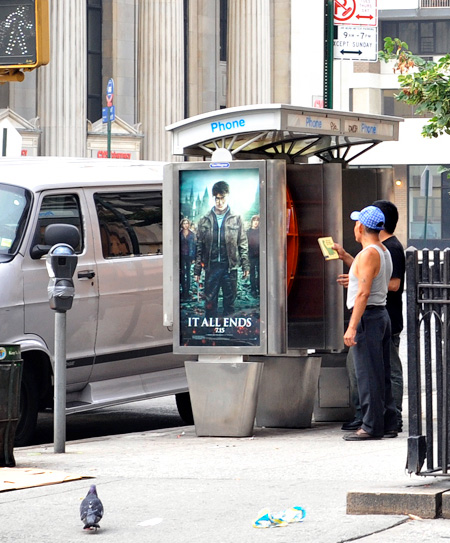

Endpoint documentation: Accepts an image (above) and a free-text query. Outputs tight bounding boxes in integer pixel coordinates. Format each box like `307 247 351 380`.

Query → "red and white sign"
334 0 377 27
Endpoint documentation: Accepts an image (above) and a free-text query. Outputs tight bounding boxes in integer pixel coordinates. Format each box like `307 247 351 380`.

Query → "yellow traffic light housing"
0 0 49 74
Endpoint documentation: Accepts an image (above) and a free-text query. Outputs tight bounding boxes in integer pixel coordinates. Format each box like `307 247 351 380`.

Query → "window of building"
87 0 103 123
184 0 189 117
94 191 163 258
382 90 431 118
421 1 450 8
220 0 228 62
408 165 443 242
381 20 450 55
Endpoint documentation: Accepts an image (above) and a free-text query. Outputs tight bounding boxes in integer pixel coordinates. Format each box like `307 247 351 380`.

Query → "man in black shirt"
372 200 405 432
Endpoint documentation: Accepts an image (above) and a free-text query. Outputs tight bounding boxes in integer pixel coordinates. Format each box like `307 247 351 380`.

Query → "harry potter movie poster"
178 167 261 348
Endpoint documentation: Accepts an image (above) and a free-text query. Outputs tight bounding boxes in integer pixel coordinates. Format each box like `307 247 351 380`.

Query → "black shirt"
383 235 405 335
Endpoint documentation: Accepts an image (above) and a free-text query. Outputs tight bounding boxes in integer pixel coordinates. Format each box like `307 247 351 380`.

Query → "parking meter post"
46 242 78 454
54 311 66 453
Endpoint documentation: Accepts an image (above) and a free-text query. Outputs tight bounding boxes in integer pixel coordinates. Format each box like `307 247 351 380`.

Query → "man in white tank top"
341 206 398 440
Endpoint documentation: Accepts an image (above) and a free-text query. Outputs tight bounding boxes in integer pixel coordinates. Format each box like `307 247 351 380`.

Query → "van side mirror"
30 224 81 259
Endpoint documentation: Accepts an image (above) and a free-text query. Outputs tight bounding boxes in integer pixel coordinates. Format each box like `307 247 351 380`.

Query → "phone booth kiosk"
164 104 402 435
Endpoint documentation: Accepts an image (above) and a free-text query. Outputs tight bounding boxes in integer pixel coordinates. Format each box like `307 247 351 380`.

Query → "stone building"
2 0 450 248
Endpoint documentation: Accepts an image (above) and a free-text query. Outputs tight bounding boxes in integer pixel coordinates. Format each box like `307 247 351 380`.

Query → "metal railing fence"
406 247 450 476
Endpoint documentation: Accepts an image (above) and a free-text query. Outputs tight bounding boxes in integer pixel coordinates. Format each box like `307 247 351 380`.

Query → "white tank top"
346 244 392 310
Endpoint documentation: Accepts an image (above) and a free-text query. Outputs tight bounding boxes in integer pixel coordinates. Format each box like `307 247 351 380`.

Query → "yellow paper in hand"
318 237 339 260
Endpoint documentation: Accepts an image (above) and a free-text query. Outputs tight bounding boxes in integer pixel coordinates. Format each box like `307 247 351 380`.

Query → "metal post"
54 311 67 453
441 249 449 473
107 109 111 159
422 250 434 470
406 247 426 475
2 128 7 156
323 0 334 109
423 168 430 240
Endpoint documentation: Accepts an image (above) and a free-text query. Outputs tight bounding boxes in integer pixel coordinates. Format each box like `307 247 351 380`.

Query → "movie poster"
178 167 261 348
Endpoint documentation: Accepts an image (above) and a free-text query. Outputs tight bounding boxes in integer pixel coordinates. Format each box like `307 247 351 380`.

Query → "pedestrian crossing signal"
0 0 49 70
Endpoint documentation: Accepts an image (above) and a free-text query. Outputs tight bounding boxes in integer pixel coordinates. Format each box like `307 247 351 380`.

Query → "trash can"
185 360 264 437
0 344 23 467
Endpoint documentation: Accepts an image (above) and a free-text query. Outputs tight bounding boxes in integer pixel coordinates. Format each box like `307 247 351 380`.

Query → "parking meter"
46 243 78 312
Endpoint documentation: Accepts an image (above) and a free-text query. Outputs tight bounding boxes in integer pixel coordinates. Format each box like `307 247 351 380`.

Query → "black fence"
406 247 450 476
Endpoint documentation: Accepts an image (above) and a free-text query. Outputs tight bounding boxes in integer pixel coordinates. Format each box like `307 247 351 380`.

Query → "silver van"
0 157 191 445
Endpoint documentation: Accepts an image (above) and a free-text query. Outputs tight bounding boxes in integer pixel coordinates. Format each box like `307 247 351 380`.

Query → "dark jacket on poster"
180 229 196 259
247 227 259 259
194 207 250 276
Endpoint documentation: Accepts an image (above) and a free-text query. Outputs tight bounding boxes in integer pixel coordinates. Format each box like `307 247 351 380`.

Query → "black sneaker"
341 419 362 431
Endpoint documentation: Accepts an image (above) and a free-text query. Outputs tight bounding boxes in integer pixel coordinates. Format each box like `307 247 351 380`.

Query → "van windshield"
0 184 32 257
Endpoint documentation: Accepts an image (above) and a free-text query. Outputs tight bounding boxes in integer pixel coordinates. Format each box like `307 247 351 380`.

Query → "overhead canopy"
166 104 403 164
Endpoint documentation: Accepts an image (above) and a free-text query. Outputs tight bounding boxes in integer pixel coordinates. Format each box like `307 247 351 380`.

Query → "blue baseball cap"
350 206 385 231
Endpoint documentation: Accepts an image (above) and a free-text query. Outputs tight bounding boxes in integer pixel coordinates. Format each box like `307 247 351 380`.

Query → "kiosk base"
185 357 264 437
254 355 322 428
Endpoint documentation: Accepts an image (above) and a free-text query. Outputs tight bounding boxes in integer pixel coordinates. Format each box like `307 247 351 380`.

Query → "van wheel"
175 392 194 425
14 368 39 447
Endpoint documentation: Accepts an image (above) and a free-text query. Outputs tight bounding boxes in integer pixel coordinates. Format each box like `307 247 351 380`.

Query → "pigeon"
80 484 104 531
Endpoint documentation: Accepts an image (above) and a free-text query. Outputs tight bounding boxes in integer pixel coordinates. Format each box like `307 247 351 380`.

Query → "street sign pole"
105 78 114 159
107 111 111 158
324 0 334 109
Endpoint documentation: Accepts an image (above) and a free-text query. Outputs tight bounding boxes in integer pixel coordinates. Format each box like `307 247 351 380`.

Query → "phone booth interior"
166 104 402 426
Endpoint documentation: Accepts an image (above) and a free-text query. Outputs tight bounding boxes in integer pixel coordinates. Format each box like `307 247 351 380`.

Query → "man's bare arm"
332 242 354 268
389 277 401 292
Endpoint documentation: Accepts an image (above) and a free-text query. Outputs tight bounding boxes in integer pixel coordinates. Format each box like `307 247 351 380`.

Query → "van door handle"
77 270 96 280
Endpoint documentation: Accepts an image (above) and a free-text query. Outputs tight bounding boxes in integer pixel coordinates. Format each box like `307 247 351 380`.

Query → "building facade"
293 0 450 249
1 0 448 248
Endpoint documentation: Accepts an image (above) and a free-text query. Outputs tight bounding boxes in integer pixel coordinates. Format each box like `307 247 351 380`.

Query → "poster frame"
168 160 267 355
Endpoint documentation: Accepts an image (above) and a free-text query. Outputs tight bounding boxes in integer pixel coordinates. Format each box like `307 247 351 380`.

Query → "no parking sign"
334 0 377 27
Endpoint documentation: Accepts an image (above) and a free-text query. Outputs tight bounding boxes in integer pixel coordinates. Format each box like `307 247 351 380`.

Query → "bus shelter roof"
166 103 403 164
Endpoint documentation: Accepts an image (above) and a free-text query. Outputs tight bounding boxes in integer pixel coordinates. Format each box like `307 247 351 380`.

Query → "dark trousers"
347 331 403 427
204 263 237 318
180 255 192 298
353 306 397 437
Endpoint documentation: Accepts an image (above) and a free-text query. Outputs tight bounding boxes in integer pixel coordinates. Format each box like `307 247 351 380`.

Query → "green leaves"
379 37 450 138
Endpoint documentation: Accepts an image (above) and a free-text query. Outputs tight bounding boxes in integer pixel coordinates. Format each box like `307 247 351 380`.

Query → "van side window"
94 191 163 258
36 194 83 252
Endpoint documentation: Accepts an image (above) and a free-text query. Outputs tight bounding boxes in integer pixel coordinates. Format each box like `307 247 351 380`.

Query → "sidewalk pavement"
1 421 450 543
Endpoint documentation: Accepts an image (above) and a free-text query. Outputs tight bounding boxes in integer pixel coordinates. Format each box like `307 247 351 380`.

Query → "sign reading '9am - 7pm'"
334 25 378 62
334 0 377 27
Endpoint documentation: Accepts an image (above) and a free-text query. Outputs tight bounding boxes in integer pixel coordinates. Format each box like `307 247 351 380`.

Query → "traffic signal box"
0 0 49 82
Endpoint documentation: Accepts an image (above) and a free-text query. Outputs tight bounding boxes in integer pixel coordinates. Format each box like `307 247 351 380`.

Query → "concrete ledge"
347 483 450 519
441 490 450 518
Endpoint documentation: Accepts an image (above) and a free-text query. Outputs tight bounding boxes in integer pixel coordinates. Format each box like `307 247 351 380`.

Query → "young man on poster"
193 181 250 319
247 215 260 298
179 218 196 301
